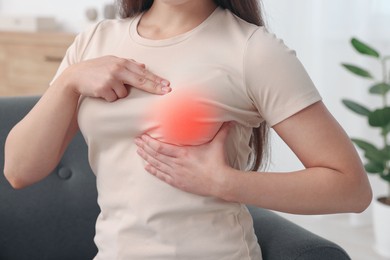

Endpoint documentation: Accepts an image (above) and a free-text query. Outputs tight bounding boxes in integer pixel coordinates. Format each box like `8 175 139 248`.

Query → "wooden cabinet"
0 31 75 96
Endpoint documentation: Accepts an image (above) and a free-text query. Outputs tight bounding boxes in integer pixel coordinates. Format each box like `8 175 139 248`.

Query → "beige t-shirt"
53 7 321 260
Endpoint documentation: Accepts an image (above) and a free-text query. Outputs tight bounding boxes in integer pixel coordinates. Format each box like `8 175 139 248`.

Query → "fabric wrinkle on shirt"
52 6 322 260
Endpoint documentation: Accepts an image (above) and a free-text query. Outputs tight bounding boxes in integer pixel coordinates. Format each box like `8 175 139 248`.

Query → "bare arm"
223 101 372 214
4 81 80 189
135 101 372 214
4 56 171 189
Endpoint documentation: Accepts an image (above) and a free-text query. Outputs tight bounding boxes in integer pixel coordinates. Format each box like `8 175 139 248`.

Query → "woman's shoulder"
81 18 134 38
216 8 288 54
244 26 296 64
71 18 134 53
215 8 260 38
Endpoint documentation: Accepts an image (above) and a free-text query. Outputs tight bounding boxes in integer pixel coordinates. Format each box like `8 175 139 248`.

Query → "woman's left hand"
134 123 233 198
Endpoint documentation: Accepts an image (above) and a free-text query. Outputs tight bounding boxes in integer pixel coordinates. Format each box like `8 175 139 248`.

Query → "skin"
4 0 372 216
135 102 373 214
138 0 218 40
3 0 214 188
4 57 171 188
131 0 372 215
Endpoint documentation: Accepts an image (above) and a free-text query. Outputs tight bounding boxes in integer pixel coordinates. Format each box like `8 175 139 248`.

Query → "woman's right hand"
57 55 171 102
4 55 170 189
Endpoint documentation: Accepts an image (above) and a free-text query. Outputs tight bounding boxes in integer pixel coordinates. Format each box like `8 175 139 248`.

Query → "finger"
143 70 170 88
138 135 183 158
135 138 176 166
144 164 175 186
139 72 172 95
136 146 173 173
122 61 171 94
111 84 129 99
114 57 169 87
126 61 169 87
102 89 118 102
119 69 171 95
124 60 147 76
129 59 146 68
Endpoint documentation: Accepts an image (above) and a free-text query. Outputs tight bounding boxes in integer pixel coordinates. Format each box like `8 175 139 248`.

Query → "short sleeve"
50 22 103 85
244 27 322 127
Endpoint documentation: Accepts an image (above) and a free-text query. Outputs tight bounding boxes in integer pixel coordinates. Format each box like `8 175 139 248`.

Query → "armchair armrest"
248 206 351 260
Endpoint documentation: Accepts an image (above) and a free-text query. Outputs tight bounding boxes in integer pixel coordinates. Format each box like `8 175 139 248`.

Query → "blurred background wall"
0 0 110 32
261 0 390 202
1 0 389 217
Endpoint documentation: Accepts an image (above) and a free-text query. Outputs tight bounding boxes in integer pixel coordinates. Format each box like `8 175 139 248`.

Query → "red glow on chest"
154 89 216 144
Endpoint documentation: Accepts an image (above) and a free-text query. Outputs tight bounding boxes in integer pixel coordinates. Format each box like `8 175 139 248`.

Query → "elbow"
355 188 373 213
351 179 373 214
4 139 30 189
4 158 54 190
4 164 31 190
9 181 28 190
4 170 27 190
334 167 373 214
4 171 27 189
337 165 373 214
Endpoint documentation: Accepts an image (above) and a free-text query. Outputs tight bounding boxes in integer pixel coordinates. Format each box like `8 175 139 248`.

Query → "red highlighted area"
152 89 218 145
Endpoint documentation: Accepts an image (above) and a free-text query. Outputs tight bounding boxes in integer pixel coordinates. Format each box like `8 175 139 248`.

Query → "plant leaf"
364 149 388 164
382 146 390 158
351 38 380 58
380 173 390 182
342 99 371 116
351 138 388 164
368 107 390 127
381 122 390 136
341 64 373 78
364 161 384 174
369 83 390 95
351 138 378 152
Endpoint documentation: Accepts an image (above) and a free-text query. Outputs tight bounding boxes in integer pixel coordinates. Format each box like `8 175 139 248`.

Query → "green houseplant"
341 37 390 257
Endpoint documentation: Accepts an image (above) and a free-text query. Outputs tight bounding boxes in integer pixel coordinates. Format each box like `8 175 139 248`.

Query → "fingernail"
134 138 141 145
161 80 170 87
136 62 145 68
162 86 171 94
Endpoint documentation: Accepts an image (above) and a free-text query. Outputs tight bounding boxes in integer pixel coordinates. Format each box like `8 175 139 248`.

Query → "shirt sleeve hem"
266 92 322 127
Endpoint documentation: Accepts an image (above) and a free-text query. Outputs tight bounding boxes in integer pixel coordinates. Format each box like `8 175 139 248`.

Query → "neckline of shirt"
129 7 222 47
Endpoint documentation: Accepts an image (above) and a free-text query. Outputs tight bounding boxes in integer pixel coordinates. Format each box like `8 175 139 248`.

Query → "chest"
77 40 258 145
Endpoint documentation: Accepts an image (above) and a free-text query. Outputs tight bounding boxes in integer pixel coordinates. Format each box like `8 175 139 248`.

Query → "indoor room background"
1 0 390 258
1 0 389 216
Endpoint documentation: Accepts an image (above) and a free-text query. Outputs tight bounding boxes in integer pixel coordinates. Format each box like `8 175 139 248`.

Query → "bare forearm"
222 167 371 215
4 79 79 188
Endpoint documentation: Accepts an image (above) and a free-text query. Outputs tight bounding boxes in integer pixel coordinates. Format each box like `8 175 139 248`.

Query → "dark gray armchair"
0 96 351 260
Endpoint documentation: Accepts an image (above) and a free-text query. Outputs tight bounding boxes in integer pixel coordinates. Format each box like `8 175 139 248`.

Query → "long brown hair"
116 0 269 171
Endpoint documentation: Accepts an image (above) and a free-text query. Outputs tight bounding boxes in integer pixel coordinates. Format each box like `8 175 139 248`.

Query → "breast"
78 86 222 148
146 88 222 145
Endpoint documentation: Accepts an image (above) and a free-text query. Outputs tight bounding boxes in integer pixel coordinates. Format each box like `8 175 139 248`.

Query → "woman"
4 0 372 259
